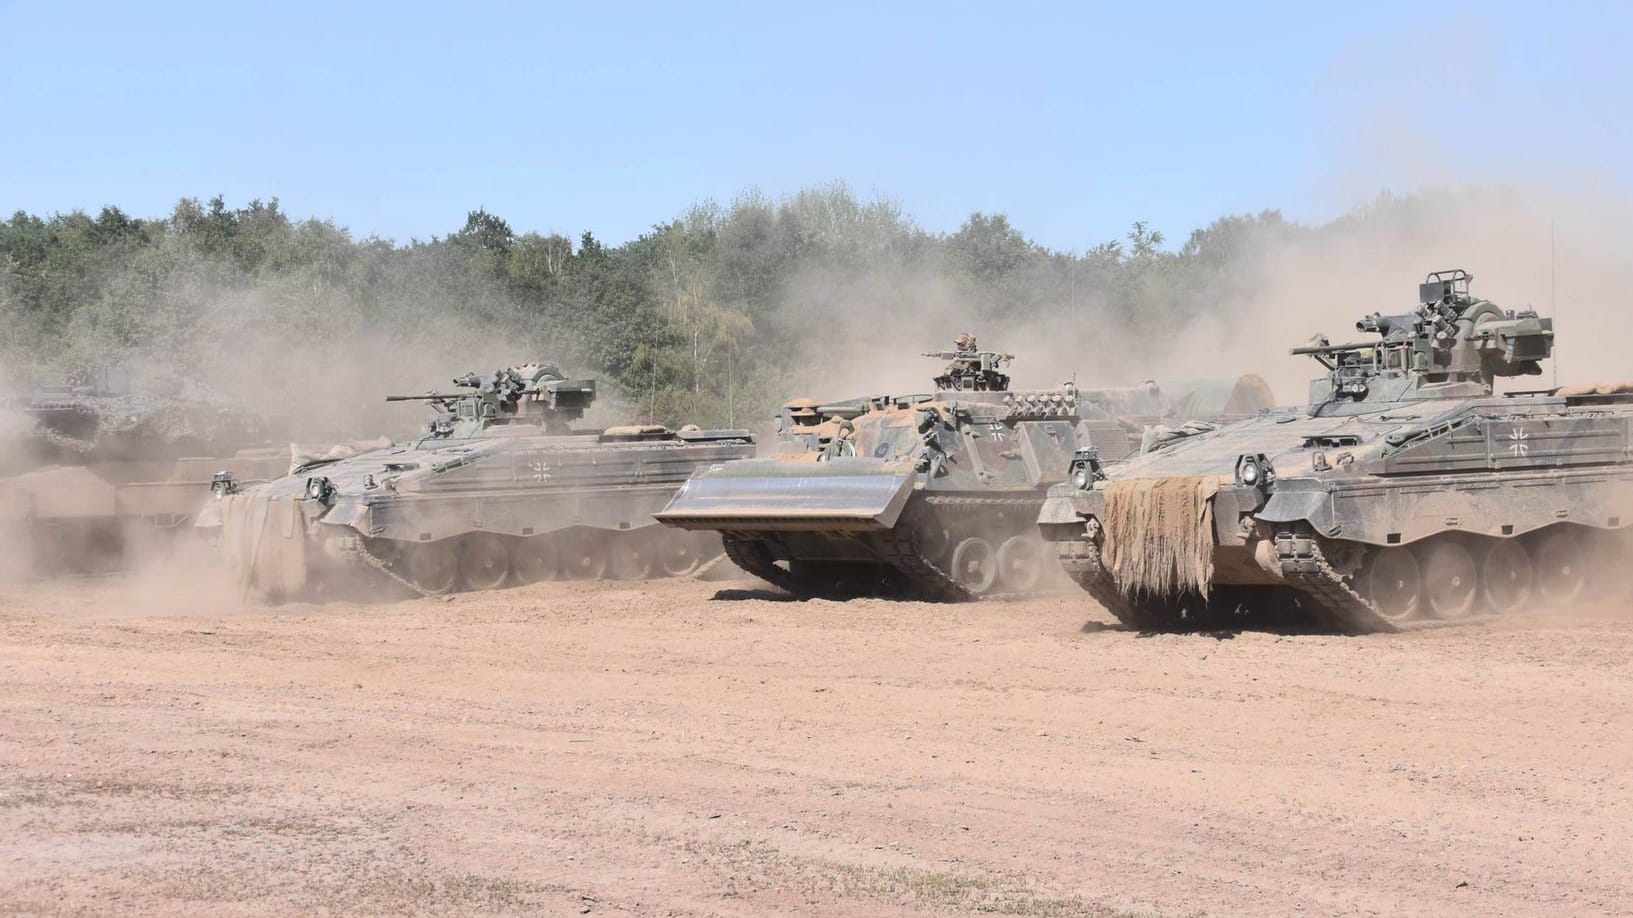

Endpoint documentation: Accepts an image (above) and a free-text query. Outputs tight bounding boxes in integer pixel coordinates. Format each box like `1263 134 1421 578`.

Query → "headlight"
1073 467 1093 489
1236 453 1274 488
305 476 334 502
210 470 238 499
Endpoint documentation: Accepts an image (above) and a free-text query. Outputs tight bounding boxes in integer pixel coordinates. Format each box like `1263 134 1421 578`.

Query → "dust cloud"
1166 186 1633 401
183 295 566 444
775 183 1633 409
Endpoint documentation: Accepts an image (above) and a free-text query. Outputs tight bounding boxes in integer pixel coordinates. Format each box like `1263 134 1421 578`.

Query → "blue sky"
1 0 1627 250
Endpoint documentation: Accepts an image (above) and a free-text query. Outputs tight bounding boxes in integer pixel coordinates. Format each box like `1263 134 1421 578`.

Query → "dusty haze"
780 184 1633 407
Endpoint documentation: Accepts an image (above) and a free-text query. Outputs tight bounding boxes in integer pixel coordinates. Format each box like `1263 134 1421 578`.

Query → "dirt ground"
2 572 1631 918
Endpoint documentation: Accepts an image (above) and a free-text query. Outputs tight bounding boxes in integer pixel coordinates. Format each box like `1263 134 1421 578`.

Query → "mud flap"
656 459 917 532
1258 489 1336 534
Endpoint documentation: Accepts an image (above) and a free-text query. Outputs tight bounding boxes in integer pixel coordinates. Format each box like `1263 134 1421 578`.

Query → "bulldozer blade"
655 458 916 532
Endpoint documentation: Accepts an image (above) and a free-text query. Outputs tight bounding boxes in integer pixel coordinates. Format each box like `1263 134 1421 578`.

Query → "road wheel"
406 542 458 594
995 535 1043 592
1419 540 1479 619
459 533 511 591
561 533 607 581
1364 547 1422 622
912 514 953 564
1532 527 1586 607
1584 530 1633 602
1479 538 1533 616
511 536 561 583
950 537 997 595
608 532 656 580
656 530 703 577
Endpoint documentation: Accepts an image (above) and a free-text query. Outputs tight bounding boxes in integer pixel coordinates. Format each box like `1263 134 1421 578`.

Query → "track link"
356 539 439 598
872 522 967 603
719 496 1055 603
1053 537 1189 630
1273 529 1508 633
1053 524 1402 633
1059 523 1491 634
1269 530 1396 634
721 535 801 593
872 495 1059 603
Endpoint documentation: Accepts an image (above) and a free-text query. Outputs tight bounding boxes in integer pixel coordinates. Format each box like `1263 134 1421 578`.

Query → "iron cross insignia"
1507 425 1529 457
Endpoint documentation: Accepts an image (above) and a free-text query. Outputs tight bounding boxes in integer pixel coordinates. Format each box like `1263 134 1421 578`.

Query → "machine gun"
925 334 1014 392
386 363 598 435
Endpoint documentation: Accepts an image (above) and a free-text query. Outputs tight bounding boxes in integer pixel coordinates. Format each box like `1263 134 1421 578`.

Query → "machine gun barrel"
922 350 1015 361
1289 342 1376 356
385 387 543 402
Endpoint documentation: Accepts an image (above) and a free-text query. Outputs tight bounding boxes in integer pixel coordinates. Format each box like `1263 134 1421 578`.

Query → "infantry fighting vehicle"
656 336 1274 600
0 376 287 576
208 363 754 597
1038 270 1633 631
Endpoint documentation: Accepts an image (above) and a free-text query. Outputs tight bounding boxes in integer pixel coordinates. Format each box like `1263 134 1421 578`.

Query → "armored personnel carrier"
1038 270 1633 632
656 336 1273 600
207 362 754 597
0 376 288 576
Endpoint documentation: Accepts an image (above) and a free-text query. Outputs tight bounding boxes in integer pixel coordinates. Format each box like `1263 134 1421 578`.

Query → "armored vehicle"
0 377 288 576
656 336 1274 600
1038 270 1633 632
208 363 754 597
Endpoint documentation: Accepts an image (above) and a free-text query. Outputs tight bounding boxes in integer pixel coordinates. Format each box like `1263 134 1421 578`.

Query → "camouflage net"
1556 382 1633 397
1101 476 1224 597
288 437 392 475
219 491 308 596
1139 420 1220 454
12 393 279 462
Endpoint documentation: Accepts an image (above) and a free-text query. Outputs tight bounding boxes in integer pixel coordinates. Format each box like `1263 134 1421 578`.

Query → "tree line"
1 184 1319 436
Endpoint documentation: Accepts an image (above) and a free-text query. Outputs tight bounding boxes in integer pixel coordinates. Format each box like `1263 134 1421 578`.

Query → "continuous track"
722 495 1059 603
1051 524 1517 634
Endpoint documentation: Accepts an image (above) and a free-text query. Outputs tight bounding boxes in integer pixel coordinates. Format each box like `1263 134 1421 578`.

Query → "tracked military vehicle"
0 377 288 576
207 363 754 597
1038 270 1633 632
656 336 1273 600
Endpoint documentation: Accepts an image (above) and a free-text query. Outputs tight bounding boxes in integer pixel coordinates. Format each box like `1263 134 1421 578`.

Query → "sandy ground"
2 572 1631 918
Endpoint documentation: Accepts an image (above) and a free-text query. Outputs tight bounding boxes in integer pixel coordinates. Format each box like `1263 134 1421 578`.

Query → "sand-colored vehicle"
0 379 287 575
1038 270 1633 631
208 363 754 597
656 336 1273 599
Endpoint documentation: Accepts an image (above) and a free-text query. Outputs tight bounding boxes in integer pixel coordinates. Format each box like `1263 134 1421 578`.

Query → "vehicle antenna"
1550 220 1558 388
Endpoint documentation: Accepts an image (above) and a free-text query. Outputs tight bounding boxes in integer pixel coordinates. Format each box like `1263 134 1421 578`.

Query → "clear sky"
1 0 1627 250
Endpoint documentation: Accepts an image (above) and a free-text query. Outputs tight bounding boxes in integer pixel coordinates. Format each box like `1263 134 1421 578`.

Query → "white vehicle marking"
1507 426 1529 458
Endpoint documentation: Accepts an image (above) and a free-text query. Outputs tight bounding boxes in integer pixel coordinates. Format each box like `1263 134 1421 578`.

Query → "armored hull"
1038 270 1633 632
210 364 754 597
0 383 287 576
658 338 1273 600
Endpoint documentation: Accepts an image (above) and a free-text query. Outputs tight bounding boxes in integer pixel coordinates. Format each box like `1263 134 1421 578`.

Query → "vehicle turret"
1296 270 1553 414
925 333 1014 392
386 362 597 437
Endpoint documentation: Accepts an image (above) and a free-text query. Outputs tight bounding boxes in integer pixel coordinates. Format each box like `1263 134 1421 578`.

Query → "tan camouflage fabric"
1555 382 1633 397
1102 475 1225 597
220 491 308 596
